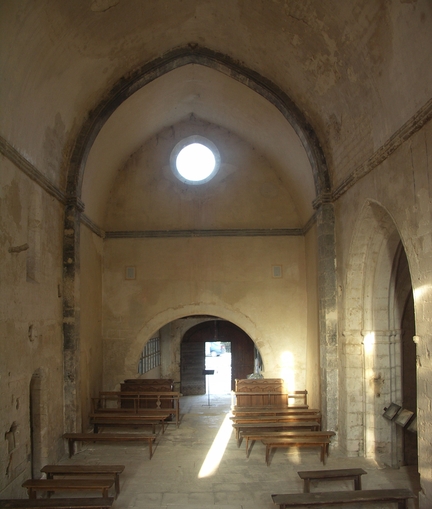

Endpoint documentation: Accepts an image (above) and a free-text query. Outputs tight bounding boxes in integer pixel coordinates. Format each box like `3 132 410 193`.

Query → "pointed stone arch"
66 46 330 200
62 46 333 433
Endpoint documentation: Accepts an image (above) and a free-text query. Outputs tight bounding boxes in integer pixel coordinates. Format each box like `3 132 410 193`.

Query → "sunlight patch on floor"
198 412 233 478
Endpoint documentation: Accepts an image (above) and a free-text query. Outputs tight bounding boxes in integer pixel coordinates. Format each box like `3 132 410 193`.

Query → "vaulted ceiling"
1 0 430 229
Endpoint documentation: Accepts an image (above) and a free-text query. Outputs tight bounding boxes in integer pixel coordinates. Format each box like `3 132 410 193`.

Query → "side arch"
122 303 265 382
341 199 415 466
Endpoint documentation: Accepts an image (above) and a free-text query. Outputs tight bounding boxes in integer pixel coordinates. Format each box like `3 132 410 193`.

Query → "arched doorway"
342 201 418 468
394 246 418 466
29 370 44 479
180 320 256 395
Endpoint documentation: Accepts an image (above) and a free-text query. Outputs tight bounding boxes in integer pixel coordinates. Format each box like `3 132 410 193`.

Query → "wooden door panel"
181 342 206 395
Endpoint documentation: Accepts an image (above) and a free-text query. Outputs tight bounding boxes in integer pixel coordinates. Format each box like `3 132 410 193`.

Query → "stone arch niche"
29 369 49 479
180 320 256 395
105 303 266 391
341 200 416 468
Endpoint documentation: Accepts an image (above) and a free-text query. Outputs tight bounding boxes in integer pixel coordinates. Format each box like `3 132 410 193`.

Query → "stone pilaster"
63 196 84 432
314 196 338 433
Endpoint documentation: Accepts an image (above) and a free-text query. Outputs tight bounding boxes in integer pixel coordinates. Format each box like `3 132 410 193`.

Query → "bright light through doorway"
205 342 232 394
176 143 216 182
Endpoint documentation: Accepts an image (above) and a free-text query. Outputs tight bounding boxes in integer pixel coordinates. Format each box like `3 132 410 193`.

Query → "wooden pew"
89 412 170 434
297 468 367 492
287 390 308 407
92 391 180 427
240 430 335 458
262 436 333 465
41 465 125 499
21 479 114 499
63 432 156 459
231 408 320 417
230 414 322 429
271 488 415 508
0 498 114 509
232 421 320 446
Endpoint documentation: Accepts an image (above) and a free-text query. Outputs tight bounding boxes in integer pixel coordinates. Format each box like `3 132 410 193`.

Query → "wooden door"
225 324 255 390
180 342 206 395
180 319 256 393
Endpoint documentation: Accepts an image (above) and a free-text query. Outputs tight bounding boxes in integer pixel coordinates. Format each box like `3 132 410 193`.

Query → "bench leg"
266 445 271 466
68 438 75 458
354 475 362 490
303 479 311 493
27 488 36 499
149 440 153 459
114 473 120 498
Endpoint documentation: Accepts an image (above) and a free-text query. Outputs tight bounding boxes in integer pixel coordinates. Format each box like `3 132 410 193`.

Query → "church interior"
1 1 431 507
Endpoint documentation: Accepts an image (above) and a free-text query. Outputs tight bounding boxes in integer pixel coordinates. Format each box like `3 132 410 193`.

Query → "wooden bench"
297 468 367 492
89 412 170 434
63 432 156 459
21 479 114 499
230 414 322 429
232 421 320 446
262 436 333 465
41 465 125 498
240 430 335 458
0 498 114 509
231 407 319 416
271 488 415 508
92 390 180 427
288 390 308 407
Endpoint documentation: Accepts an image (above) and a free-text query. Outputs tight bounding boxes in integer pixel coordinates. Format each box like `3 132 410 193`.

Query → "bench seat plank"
41 465 125 498
89 413 169 434
22 479 114 499
230 415 322 429
0 498 114 509
232 408 319 416
241 431 335 458
272 488 415 509
232 422 320 446
62 433 156 460
262 437 332 465
297 468 367 492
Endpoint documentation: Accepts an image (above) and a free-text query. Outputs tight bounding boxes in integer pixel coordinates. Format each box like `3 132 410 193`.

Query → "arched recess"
29 369 49 479
116 303 268 390
342 200 417 468
181 320 256 395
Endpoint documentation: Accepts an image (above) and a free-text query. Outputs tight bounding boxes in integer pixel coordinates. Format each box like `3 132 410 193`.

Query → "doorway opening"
205 341 232 395
180 319 256 395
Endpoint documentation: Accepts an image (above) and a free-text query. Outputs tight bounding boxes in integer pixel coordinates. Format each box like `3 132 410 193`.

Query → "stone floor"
54 393 420 509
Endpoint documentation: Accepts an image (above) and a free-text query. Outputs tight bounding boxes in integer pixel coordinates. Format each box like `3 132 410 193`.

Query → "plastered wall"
102 235 311 393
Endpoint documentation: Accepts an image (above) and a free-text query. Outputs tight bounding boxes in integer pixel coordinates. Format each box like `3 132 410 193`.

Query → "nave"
44 394 420 509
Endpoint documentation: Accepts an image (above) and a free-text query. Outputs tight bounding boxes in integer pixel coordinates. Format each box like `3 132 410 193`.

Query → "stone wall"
0 154 65 496
335 119 432 503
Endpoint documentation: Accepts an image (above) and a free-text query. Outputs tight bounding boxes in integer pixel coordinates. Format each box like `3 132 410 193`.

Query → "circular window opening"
170 136 220 185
